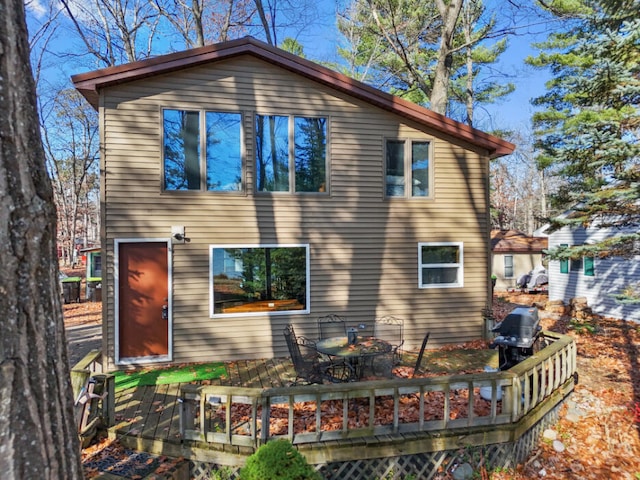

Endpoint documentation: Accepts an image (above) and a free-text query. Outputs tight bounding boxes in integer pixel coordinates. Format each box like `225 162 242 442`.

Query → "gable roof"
72 37 515 159
491 230 548 253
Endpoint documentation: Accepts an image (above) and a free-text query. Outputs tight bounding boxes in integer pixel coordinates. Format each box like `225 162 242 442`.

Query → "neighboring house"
72 37 514 368
80 246 102 301
490 230 548 290
546 223 640 322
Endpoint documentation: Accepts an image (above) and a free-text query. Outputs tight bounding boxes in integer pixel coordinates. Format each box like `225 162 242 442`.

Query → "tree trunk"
0 0 83 478
431 0 464 115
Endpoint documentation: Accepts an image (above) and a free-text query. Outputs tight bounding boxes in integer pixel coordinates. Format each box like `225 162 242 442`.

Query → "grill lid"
491 306 541 347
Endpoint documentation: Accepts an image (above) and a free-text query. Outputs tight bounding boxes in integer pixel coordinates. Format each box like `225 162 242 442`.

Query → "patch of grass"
112 362 226 391
568 319 597 335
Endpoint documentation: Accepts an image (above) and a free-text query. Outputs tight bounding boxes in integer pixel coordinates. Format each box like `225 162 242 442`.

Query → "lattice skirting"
190 404 560 480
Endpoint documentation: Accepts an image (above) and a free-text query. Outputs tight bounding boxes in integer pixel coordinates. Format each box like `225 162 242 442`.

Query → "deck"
77 335 576 479
108 348 499 451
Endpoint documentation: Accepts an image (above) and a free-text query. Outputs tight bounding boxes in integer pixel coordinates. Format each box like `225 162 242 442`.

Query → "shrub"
239 439 321 480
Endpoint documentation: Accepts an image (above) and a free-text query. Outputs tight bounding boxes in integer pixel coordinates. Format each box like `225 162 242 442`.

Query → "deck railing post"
259 394 270 446
92 373 115 427
179 385 201 440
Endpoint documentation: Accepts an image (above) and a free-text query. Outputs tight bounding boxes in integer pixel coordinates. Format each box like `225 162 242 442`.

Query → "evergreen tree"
530 0 640 258
336 0 515 123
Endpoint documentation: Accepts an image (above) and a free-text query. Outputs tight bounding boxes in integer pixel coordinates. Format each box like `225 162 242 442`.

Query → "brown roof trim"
72 37 515 158
490 230 548 253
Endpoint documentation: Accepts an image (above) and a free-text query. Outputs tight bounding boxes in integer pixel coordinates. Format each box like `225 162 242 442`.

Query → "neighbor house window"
584 256 595 276
559 244 569 274
570 256 583 272
504 255 514 278
89 252 102 278
163 109 242 191
570 244 583 273
255 115 327 193
210 245 310 316
385 139 430 198
418 242 463 288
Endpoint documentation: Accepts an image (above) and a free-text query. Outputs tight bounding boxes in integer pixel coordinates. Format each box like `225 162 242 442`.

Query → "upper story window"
418 242 463 288
163 109 242 192
385 139 431 198
255 115 327 193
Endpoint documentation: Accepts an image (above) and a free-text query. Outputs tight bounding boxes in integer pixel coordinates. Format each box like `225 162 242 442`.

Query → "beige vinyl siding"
100 55 492 367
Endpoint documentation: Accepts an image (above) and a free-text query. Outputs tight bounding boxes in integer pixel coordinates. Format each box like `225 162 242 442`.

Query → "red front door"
117 241 170 362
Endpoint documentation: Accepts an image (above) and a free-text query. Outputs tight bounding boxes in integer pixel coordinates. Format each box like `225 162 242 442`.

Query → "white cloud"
25 0 47 18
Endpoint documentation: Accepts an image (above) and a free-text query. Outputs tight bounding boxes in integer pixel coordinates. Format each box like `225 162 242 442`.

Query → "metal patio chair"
317 314 347 340
412 332 431 378
374 315 405 364
283 325 353 384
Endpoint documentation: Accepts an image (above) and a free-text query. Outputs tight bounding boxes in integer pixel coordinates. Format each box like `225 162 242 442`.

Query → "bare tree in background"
150 0 255 47
41 89 100 265
490 130 550 233
0 0 82 477
251 0 323 46
60 0 160 66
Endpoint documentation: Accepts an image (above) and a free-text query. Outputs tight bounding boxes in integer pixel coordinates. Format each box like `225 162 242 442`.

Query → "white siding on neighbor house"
548 225 640 322
99 56 496 367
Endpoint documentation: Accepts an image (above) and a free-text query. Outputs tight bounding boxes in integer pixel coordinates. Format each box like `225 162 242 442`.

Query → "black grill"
490 306 542 370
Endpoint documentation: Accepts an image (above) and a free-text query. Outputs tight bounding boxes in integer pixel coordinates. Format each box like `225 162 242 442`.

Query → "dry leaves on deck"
213 389 500 437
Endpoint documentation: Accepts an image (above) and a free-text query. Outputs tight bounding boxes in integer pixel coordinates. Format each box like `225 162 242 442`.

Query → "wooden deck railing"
71 349 115 446
180 331 576 447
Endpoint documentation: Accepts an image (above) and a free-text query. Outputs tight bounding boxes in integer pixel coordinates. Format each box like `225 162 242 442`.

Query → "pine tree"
530 0 640 258
336 0 514 123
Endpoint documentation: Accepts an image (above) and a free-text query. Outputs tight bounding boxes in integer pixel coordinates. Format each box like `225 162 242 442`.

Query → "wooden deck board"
138 385 162 438
146 383 170 439
227 361 243 387
165 383 186 441
257 359 278 388
262 358 282 388
115 386 147 435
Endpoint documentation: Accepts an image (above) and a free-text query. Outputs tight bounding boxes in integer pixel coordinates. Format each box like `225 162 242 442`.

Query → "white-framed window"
385 139 431 198
504 255 514 278
210 244 310 317
418 242 463 288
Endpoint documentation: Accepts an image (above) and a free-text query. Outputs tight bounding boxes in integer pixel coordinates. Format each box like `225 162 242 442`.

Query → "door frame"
114 238 173 365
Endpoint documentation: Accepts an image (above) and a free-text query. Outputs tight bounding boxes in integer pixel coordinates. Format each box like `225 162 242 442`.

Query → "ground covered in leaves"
490 293 640 480
66 289 640 478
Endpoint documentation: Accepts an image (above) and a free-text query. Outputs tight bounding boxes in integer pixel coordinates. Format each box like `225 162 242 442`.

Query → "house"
490 230 548 290
72 37 515 368
546 223 640 322
80 246 102 301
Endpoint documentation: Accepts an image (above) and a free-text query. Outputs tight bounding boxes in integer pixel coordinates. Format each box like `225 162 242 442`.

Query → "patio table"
315 336 392 380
